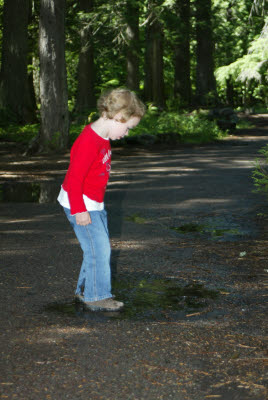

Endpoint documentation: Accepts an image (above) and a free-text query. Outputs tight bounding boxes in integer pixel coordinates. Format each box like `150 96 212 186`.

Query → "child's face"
108 115 140 140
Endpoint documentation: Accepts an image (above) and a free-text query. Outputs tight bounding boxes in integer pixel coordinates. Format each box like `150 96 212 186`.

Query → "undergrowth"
252 144 268 199
128 109 226 144
0 110 227 147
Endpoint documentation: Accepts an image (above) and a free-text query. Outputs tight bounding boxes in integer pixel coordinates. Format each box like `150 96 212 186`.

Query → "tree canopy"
0 0 267 152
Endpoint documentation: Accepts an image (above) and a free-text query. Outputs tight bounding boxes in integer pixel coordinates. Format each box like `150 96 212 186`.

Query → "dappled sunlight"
232 160 256 168
127 167 199 173
108 179 132 186
0 213 61 224
28 326 96 345
0 172 46 179
68 238 80 245
123 185 184 192
1 229 48 234
10 161 43 166
180 198 232 205
0 170 65 178
1 249 31 255
110 161 256 177
111 239 148 250
0 218 32 224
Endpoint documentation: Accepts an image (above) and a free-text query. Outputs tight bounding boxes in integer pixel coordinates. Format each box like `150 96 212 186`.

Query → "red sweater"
62 124 111 215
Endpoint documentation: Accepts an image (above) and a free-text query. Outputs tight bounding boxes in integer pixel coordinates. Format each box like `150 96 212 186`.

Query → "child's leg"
63 207 112 302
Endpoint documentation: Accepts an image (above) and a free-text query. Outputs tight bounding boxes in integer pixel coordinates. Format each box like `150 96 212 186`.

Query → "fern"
252 144 268 198
216 19 268 85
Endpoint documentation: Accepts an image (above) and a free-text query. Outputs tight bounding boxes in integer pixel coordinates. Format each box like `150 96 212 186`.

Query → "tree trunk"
174 0 191 107
0 0 35 123
125 0 140 92
225 3 234 108
195 0 216 106
75 0 96 114
39 0 69 152
226 79 234 107
144 1 165 108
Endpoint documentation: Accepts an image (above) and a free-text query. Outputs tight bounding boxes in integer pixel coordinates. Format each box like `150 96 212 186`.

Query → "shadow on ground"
0 115 267 400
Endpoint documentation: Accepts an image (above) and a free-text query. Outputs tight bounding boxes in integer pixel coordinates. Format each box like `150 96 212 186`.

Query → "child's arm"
65 127 96 215
75 211 92 225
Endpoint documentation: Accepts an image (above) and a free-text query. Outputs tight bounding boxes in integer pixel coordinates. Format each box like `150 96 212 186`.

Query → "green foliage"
252 144 268 198
4 110 223 148
1 0 267 150
69 122 87 145
215 17 268 107
213 0 264 64
216 32 268 85
0 123 39 144
235 119 255 129
130 109 226 144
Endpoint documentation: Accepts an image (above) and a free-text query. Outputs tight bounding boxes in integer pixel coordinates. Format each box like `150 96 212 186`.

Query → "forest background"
0 0 267 154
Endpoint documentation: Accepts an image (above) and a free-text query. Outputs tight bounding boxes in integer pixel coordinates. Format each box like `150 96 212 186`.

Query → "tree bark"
174 0 191 107
144 1 165 108
125 0 140 92
0 0 35 123
39 0 69 152
226 79 234 107
195 0 217 106
225 2 234 107
75 0 96 114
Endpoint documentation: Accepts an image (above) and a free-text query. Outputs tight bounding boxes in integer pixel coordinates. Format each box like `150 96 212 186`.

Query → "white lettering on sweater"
102 149 111 164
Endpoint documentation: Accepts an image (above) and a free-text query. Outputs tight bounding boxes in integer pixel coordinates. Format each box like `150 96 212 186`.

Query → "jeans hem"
83 294 113 302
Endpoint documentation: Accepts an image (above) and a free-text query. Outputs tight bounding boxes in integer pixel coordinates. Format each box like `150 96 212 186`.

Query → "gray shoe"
83 298 124 312
74 294 84 303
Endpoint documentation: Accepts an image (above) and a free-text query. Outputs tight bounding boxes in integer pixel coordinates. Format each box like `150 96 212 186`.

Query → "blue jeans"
63 207 112 302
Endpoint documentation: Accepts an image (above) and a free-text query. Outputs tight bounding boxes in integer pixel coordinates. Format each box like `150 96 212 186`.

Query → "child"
58 88 145 311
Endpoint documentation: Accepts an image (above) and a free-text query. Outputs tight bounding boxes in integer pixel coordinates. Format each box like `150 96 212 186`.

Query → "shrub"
0 109 226 147
0 123 39 144
129 110 226 144
252 144 268 198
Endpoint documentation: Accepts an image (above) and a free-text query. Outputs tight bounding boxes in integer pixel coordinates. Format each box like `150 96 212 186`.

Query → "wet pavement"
0 115 268 399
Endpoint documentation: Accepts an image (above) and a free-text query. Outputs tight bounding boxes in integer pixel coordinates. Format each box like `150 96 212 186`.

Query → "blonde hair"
97 88 146 122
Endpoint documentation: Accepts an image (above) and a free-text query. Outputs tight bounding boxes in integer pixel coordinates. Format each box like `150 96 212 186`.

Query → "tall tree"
75 0 96 114
0 0 35 123
173 0 191 106
225 2 234 107
125 0 140 91
144 0 165 108
38 0 69 152
195 0 216 106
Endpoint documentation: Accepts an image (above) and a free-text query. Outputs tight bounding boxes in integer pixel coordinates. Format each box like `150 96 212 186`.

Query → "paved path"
0 116 267 400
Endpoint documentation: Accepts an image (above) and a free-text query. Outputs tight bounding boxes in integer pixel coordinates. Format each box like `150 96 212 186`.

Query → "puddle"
0 182 60 203
125 212 254 241
170 216 252 241
44 278 219 321
170 223 206 234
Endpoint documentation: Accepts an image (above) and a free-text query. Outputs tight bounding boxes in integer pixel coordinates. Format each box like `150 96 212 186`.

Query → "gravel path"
0 115 267 400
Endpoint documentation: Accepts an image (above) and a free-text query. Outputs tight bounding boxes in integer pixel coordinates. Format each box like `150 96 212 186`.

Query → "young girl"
58 88 145 311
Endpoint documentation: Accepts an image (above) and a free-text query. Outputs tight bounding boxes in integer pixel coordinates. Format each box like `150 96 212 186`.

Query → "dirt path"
0 115 267 400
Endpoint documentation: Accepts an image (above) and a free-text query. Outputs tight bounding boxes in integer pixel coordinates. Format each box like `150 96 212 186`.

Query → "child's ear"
113 112 126 123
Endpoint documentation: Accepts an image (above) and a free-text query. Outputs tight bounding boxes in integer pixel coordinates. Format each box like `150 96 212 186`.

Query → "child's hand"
75 212 92 225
